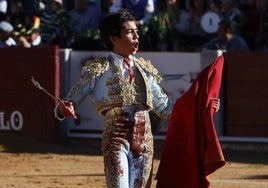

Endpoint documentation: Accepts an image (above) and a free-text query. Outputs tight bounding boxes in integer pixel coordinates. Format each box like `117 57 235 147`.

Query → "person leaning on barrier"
202 19 250 52
54 10 221 188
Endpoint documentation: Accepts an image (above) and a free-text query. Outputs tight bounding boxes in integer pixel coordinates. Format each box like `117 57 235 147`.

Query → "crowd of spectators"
0 0 267 52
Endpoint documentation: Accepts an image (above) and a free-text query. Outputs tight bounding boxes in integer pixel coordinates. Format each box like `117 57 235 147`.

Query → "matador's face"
111 21 139 57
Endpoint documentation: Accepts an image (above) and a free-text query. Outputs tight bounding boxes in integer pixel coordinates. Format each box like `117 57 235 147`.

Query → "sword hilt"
31 76 77 119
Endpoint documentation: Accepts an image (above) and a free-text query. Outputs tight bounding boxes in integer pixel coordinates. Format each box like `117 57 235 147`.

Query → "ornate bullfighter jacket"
63 53 173 119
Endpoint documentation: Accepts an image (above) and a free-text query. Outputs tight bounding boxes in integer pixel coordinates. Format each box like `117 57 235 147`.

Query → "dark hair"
98 9 136 50
218 19 233 32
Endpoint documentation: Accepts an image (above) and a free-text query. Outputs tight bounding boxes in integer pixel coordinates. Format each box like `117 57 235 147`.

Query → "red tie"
124 57 133 83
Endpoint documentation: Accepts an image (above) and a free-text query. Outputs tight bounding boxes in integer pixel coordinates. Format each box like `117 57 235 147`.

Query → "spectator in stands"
171 0 190 35
202 19 249 51
200 0 222 39
5 0 29 32
179 0 210 51
17 16 42 48
39 0 71 47
109 0 154 26
0 20 16 47
149 0 188 51
220 0 246 34
69 0 103 50
17 27 42 48
186 0 207 34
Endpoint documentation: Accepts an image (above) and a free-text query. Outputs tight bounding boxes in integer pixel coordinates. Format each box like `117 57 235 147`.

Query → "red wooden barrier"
223 52 268 137
0 46 60 142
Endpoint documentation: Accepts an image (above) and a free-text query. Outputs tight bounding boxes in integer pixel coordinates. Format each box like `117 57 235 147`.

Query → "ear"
110 35 118 44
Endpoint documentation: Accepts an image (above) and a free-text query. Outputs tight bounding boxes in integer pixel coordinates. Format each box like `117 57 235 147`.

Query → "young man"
202 20 249 51
56 10 220 188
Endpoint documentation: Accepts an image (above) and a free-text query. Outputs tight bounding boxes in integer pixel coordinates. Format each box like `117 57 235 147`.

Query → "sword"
30 76 77 119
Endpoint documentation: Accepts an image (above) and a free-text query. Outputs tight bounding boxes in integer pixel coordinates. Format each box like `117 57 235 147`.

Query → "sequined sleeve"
66 58 109 108
54 66 96 121
136 57 174 119
54 58 109 120
150 75 174 119
65 65 96 108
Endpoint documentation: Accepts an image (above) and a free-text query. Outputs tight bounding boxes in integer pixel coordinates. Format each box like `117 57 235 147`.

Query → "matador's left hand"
210 98 220 112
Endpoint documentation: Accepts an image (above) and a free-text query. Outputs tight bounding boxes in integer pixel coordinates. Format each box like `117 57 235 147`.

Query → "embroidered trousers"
102 107 154 188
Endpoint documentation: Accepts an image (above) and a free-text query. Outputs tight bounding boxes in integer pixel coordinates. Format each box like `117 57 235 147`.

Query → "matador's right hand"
58 101 76 118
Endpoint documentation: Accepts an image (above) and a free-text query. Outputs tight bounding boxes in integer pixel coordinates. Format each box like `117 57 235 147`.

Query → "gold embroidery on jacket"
77 58 155 114
84 57 109 77
136 58 162 83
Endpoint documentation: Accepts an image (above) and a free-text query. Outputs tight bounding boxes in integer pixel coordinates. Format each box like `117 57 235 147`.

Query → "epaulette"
84 57 109 76
137 57 162 82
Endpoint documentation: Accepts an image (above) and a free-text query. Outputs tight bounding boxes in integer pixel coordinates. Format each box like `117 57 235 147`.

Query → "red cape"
156 56 226 188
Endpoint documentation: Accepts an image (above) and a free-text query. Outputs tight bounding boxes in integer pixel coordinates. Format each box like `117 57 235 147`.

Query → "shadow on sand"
1 133 268 165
